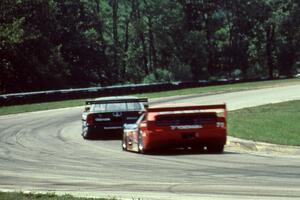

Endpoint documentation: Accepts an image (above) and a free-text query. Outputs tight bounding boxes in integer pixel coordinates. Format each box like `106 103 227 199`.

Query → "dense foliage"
1 0 300 94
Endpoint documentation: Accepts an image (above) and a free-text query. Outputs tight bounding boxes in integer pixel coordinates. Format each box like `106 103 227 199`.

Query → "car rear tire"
207 144 224 154
82 131 90 140
192 145 205 153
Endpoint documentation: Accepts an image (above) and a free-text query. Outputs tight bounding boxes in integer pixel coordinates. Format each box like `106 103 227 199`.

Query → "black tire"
207 144 224 154
82 131 90 140
192 145 205 153
122 134 127 151
137 131 145 154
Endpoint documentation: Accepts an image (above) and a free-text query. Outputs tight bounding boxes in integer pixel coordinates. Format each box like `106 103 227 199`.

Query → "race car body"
82 96 148 139
122 104 227 153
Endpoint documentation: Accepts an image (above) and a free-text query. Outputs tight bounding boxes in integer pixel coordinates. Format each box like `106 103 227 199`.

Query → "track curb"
227 136 300 155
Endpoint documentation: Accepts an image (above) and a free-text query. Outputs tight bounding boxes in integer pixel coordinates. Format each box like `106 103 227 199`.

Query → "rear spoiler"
147 104 226 112
85 98 148 105
147 104 227 118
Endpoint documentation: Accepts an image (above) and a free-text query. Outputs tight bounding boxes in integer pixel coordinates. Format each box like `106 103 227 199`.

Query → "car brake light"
86 114 94 125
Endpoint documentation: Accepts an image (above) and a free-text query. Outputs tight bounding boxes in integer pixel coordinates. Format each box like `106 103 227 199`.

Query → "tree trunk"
266 23 275 79
131 0 148 75
94 0 100 14
147 14 157 72
112 0 120 79
121 17 129 79
92 0 110 85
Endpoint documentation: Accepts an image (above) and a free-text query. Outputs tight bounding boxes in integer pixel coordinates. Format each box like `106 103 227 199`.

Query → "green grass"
228 100 300 146
0 99 86 116
0 192 117 200
1 78 299 116
137 78 300 99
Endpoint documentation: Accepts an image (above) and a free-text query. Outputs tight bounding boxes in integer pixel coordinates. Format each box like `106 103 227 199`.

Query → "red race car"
122 104 227 153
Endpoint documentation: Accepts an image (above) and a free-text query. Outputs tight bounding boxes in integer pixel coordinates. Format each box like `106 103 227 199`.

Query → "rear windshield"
93 102 142 112
155 113 217 126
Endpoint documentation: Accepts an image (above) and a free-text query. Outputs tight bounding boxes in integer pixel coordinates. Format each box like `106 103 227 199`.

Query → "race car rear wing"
147 104 226 112
147 104 227 118
85 98 148 106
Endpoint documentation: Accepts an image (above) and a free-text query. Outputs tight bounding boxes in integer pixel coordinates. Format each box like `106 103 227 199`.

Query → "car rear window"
127 102 142 111
93 102 142 112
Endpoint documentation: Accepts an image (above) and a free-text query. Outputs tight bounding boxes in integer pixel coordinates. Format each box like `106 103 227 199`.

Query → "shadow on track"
82 135 122 141
144 148 239 156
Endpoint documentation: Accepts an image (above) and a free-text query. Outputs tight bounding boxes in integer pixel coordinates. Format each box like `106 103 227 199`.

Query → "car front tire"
122 134 127 151
138 131 146 154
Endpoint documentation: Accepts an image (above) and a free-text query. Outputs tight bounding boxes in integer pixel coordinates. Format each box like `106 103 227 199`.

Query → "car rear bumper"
83 125 123 139
143 129 226 150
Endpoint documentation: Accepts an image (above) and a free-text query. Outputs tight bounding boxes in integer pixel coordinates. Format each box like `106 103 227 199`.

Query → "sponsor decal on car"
170 125 203 130
104 126 123 130
126 117 138 120
95 118 111 122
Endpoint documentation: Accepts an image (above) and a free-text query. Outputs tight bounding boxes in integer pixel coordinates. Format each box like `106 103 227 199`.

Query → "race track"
1 85 300 200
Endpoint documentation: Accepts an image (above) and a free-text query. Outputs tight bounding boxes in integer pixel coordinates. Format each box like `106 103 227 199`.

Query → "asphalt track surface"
1 85 300 200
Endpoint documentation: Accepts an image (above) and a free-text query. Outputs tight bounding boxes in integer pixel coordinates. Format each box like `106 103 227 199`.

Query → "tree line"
1 0 300 94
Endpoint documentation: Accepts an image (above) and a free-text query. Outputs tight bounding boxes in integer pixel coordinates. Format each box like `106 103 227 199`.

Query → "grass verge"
0 192 117 200
138 78 300 99
0 78 299 116
0 99 86 116
228 100 300 146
